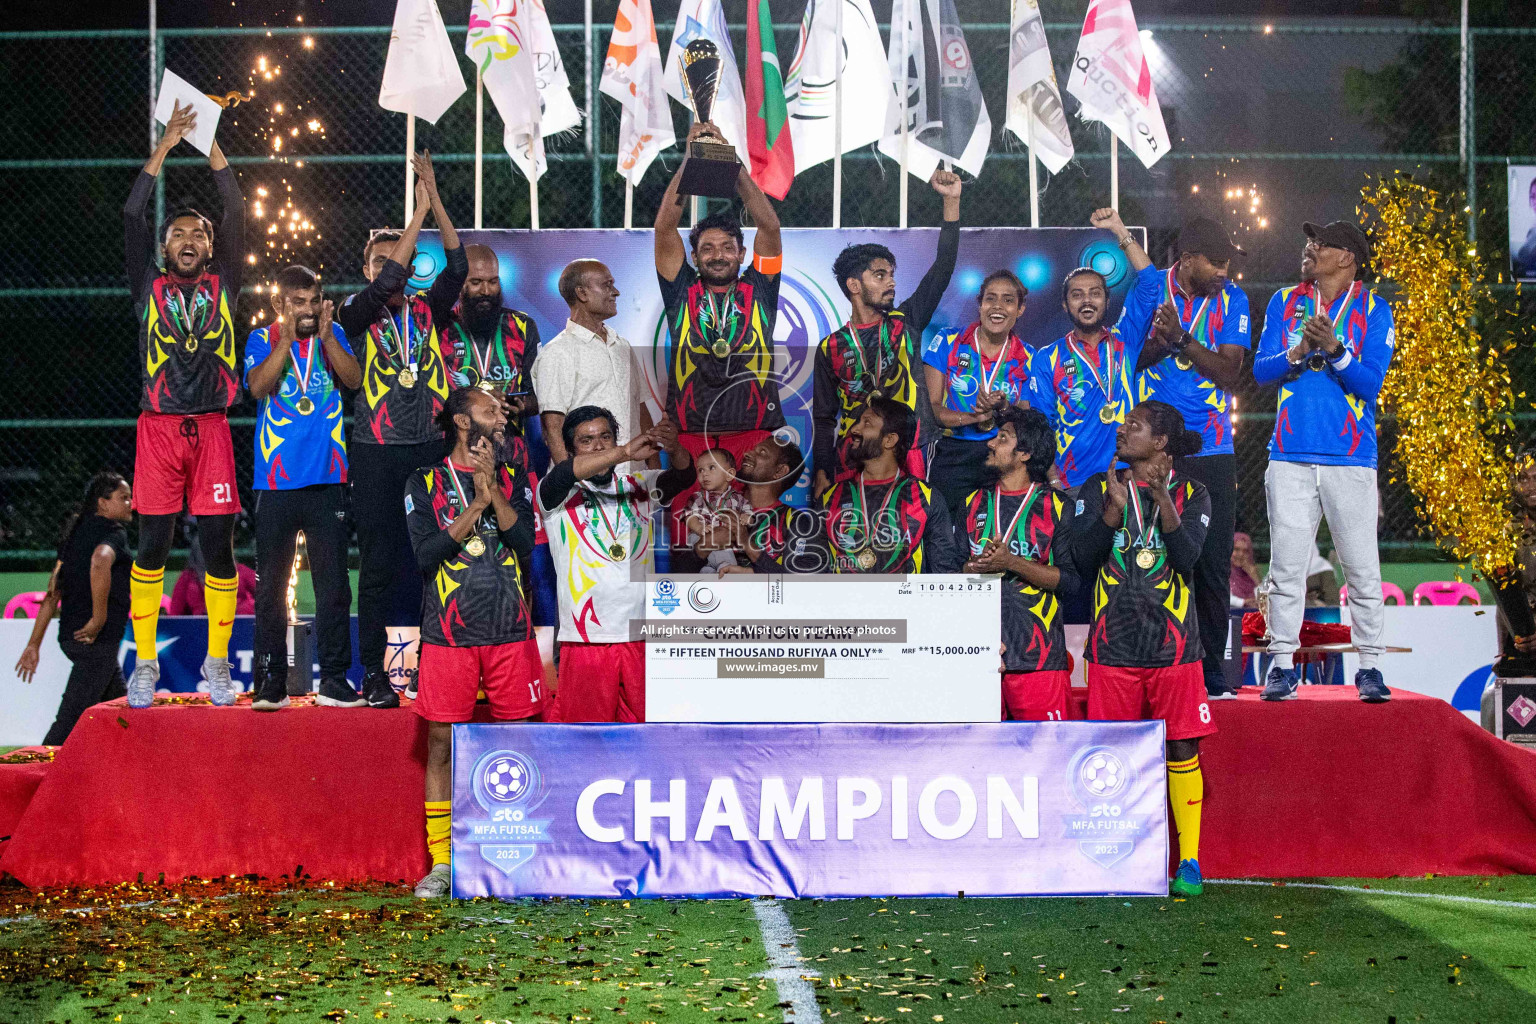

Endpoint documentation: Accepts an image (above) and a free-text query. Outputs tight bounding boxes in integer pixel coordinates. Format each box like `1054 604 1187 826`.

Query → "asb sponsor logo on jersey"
1062 745 1152 869
464 748 552 877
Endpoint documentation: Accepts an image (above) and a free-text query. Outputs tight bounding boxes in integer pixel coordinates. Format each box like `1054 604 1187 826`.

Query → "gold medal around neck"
464 534 487 557
1174 354 1193 371
296 396 315 416
711 338 731 359
855 548 877 571
1099 404 1118 424
183 337 199 354
397 369 417 389
1136 548 1157 570
609 542 626 560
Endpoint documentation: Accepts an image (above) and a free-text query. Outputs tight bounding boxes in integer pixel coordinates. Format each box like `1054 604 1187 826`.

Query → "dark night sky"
7 0 1498 32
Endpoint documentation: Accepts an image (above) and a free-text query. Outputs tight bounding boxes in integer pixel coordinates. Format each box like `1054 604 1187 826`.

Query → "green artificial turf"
1 878 1533 1023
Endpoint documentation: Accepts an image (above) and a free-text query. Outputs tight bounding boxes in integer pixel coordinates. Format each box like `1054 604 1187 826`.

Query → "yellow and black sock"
204 572 238 660
425 800 451 867
129 564 165 662
1167 754 1204 864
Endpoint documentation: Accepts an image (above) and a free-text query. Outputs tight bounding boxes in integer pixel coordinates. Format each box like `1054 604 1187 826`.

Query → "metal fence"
2 13 1534 565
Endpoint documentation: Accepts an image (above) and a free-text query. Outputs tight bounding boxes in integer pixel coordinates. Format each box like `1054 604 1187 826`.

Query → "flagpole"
474 69 484 230
898 4 909 229
625 181 634 230
530 176 540 230
404 110 416 223
1110 136 1119 211
1027 108 1039 228
832 0 844 229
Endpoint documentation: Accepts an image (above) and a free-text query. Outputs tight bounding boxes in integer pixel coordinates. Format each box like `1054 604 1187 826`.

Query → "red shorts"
133 411 240 516
1086 661 1216 741
551 640 646 723
1002 670 1078 722
414 638 545 723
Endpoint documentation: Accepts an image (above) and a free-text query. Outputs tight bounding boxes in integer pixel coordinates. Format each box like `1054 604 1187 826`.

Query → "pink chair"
1412 580 1481 606
3 591 45 619
1339 582 1407 606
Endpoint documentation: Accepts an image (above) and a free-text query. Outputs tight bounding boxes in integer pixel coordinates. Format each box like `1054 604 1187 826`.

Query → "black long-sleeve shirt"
125 166 245 413
813 219 959 481
338 245 468 445
405 458 536 647
1072 473 1211 667
820 472 962 574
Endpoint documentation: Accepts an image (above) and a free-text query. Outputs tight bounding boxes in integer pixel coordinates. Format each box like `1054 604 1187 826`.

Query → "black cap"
1179 217 1246 262
1303 220 1371 279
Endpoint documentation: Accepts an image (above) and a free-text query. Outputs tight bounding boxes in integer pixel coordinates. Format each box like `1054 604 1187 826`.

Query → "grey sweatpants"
1263 460 1384 668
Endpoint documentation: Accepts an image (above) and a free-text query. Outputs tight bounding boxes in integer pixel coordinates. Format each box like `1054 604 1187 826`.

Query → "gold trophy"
678 39 742 198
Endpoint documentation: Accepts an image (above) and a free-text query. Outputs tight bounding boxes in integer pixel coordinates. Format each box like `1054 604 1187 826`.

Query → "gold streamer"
1362 175 1529 577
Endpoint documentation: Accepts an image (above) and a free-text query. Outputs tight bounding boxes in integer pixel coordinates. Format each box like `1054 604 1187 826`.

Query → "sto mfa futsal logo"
1062 744 1148 870
466 748 552 877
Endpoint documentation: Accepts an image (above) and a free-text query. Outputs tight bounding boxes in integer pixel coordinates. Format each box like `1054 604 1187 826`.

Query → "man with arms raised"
244 265 362 709
813 171 964 495
655 122 785 456
1072 401 1214 896
122 101 245 708
1136 217 1251 699
406 387 540 899
821 398 961 574
957 407 1078 721
539 410 694 722
337 153 467 708
1029 209 1161 494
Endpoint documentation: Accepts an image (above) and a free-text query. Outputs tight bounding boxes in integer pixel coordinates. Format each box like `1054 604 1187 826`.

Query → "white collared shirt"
532 318 643 450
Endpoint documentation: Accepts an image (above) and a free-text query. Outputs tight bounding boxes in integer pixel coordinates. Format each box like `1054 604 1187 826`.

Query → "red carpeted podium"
4 688 1536 888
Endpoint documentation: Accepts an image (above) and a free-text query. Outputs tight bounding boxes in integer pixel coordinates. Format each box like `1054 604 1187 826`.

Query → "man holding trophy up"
655 38 787 464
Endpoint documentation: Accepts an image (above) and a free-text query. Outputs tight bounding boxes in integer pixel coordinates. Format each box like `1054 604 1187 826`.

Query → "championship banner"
644 574 1000 722
413 226 1144 506
451 721 1169 898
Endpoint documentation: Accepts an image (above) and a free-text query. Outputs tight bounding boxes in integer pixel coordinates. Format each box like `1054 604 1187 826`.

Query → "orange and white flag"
599 0 676 186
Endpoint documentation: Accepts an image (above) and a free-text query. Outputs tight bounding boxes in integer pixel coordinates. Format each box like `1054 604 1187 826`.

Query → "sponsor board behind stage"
414 227 1142 507
451 720 1169 899
645 574 1001 722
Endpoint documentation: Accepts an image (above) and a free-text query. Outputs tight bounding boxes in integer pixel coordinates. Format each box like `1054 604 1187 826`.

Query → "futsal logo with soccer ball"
466 748 552 880
1064 745 1146 870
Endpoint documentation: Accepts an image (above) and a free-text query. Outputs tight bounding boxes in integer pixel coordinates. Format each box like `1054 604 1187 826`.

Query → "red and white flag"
599 0 676 186
1065 0 1170 168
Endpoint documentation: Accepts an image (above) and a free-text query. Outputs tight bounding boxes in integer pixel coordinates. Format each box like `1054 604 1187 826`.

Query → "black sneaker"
316 675 367 708
362 669 401 709
251 655 290 711
404 668 419 701
1205 668 1239 701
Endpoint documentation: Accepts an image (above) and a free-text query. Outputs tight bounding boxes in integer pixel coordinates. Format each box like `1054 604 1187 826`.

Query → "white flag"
783 0 891 173
1066 0 1171 169
528 0 582 136
467 0 545 181
663 0 749 159
1005 0 1074 174
600 0 676 186
379 0 466 125
878 0 992 181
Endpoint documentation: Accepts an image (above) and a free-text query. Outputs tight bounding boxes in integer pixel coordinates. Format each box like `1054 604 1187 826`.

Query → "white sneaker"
204 656 238 707
127 660 160 708
413 863 451 899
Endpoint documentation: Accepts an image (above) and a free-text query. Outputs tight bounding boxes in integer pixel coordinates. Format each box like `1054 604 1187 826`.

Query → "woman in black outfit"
14 472 135 744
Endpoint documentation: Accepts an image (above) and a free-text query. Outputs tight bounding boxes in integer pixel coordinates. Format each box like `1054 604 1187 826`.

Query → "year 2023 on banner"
642 575 1001 722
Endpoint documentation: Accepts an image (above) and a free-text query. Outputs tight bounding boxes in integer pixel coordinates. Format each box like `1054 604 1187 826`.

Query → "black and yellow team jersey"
958 486 1077 673
405 458 537 647
746 503 829 574
337 248 468 447
660 258 785 434
821 473 961 574
124 166 244 415
444 306 541 473
1072 473 1211 668
810 219 957 482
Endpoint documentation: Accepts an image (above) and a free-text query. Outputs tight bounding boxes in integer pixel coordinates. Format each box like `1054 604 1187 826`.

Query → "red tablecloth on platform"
0 747 55 840
3 688 1536 887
